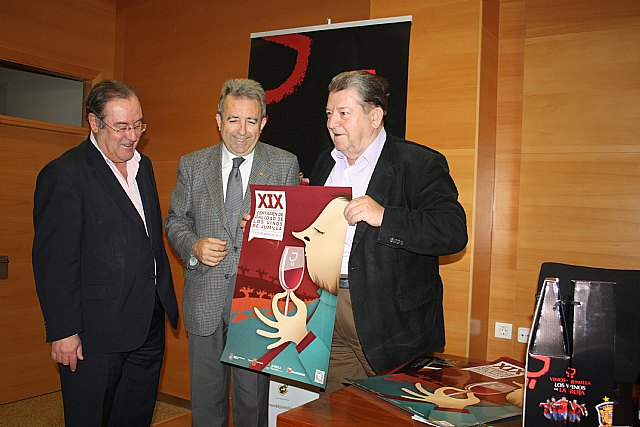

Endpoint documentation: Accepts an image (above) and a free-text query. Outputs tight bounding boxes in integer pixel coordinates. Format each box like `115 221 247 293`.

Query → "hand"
401 385 480 410
254 291 308 349
344 195 384 227
240 212 251 230
506 381 524 407
51 334 83 372
191 237 228 267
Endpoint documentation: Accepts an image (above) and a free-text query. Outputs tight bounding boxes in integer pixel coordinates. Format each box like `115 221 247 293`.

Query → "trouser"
59 293 165 427
325 280 375 394
189 274 270 427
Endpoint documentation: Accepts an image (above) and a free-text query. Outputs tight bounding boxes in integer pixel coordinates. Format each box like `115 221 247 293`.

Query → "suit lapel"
84 140 147 234
244 143 271 213
204 144 228 233
137 158 157 240
311 152 335 186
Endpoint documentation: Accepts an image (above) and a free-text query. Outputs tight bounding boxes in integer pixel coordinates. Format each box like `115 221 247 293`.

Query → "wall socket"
494 322 512 339
517 327 530 343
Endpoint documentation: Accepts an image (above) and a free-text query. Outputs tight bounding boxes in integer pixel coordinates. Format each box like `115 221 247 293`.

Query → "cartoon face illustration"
292 197 349 295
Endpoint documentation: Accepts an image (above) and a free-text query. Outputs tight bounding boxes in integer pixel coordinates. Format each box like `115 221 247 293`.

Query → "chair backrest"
536 262 640 384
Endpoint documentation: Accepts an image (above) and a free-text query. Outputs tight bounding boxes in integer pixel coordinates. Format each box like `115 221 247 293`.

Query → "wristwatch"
188 255 199 269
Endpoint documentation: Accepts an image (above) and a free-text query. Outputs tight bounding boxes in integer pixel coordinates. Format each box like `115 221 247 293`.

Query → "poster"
222 184 350 388
350 357 525 426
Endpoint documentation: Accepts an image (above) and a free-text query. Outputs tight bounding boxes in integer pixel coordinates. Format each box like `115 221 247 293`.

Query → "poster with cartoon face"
351 357 525 426
222 184 350 388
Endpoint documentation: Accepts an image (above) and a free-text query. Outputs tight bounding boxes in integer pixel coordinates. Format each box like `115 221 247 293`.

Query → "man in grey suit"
164 78 299 426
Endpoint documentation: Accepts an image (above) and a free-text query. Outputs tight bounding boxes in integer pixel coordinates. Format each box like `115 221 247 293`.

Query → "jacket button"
225 274 230 279
150 274 157 281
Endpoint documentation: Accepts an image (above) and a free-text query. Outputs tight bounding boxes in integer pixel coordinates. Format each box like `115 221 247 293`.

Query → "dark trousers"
59 294 166 427
189 274 270 427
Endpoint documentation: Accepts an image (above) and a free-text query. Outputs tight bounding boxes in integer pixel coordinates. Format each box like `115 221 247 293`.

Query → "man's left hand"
344 195 384 227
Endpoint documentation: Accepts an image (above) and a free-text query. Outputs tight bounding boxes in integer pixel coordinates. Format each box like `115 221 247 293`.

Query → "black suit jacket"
311 133 467 372
33 138 178 353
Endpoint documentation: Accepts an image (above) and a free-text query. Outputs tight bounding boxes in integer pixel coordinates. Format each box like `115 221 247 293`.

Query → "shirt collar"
221 142 255 165
330 127 386 168
89 132 141 167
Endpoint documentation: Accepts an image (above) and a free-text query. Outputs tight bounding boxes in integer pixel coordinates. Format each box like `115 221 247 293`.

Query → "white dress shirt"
325 128 387 275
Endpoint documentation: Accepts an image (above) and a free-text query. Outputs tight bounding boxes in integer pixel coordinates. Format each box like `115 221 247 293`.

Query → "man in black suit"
311 71 468 392
32 80 178 426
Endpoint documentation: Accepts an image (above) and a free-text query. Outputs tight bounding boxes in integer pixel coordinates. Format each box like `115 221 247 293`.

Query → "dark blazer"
311 132 468 373
33 138 178 353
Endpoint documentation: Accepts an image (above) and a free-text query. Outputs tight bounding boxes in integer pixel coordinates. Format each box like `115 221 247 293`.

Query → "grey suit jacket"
164 142 299 336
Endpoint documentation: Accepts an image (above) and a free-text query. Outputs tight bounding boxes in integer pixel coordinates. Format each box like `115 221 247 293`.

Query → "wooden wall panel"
486 0 526 361
469 0 500 360
441 149 475 272
0 0 117 404
525 0 640 38
440 269 471 356
488 0 640 362
522 29 640 154
0 0 116 81
517 13 640 277
518 153 640 267
404 27 480 150
0 122 87 403
371 0 484 358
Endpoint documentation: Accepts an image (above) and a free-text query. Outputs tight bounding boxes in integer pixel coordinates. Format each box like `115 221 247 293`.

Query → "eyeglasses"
97 116 147 135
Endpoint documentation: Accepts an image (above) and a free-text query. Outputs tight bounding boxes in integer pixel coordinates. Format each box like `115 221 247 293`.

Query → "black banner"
249 17 411 176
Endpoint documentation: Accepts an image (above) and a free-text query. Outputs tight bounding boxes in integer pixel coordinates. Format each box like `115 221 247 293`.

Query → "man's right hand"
192 237 228 266
239 212 251 230
51 334 83 372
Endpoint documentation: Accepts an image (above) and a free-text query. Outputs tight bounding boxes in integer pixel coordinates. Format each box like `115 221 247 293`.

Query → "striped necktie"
225 156 245 237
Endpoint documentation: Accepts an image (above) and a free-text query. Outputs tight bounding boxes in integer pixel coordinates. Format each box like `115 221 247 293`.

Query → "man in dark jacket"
311 71 468 392
33 80 178 426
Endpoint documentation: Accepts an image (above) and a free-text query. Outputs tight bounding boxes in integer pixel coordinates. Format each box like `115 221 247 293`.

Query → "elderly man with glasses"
33 79 178 426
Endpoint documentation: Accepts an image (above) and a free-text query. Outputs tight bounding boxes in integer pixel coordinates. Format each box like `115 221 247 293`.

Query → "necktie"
225 156 245 236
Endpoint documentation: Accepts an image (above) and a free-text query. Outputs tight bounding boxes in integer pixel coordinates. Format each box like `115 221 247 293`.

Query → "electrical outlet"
494 322 512 339
517 327 530 343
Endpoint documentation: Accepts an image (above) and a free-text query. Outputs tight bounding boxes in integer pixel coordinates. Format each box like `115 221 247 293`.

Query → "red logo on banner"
263 34 312 104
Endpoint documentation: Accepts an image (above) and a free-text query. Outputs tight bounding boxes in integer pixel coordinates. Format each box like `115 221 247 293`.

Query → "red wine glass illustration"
278 246 305 315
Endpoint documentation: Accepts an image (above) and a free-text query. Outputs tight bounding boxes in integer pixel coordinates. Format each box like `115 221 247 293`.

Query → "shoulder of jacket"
180 145 216 163
257 141 297 160
39 140 89 177
390 135 443 160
